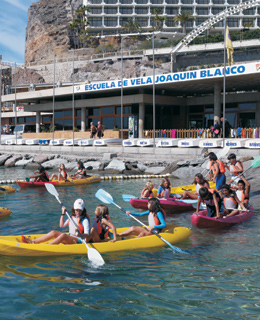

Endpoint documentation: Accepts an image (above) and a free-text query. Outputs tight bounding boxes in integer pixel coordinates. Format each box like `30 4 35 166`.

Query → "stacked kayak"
152 181 216 197
0 225 192 256
0 207 12 218
191 205 254 229
0 186 16 194
130 198 196 213
16 176 101 188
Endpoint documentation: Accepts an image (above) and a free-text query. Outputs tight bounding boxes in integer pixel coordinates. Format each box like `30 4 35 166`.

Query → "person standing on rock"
97 121 104 139
90 122 97 139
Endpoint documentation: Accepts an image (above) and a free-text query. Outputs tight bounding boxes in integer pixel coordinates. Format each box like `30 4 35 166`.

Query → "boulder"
33 154 50 164
144 166 166 175
237 156 254 163
105 159 125 173
65 161 78 172
0 154 12 166
41 158 68 169
172 166 203 179
84 161 102 170
124 168 143 175
103 153 117 161
4 155 23 167
160 161 179 175
137 163 148 172
15 157 34 167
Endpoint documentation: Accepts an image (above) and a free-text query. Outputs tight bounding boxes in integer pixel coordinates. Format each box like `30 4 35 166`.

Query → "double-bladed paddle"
96 188 189 254
232 155 260 180
45 183 105 266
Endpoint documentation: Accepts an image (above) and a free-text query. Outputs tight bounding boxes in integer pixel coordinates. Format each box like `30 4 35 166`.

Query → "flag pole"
222 18 226 148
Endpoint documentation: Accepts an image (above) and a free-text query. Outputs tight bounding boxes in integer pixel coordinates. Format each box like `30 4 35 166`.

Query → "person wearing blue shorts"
209 154 226 190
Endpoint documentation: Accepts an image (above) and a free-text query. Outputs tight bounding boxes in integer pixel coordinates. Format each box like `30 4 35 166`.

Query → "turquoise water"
0 168 260 320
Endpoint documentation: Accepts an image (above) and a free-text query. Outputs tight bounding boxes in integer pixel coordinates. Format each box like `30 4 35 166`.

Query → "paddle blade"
87 246 105 266
251 155 260 168
122 194 136 202
95 189 114 204
45 183 59 198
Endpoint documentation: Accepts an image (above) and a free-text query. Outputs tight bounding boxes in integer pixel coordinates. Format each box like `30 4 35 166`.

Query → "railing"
143 128 260 139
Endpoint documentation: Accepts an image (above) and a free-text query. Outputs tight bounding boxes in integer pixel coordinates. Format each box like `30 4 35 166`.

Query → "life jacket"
209 160 225 175
236 189 247 202
93 214 111 239
71 214 91 234
230 161 243 176
150 209 166 226
42 171 49 181
61 169 67 179
223 193 237 210
158 186 171 198
79 168 86 177
195 183 203 194
141 188 153 199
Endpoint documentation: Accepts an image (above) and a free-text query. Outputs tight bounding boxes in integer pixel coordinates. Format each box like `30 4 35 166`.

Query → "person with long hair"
181 173 209 200
70 161 87 180
140 180 154 199
50 163 70 181
157 178 171 198
118 198 166 238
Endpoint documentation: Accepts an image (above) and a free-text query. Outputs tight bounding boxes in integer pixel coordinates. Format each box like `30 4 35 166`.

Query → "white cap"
74 198 85 211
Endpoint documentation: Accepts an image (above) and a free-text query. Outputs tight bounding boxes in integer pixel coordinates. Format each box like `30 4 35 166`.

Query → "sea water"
0 167 259 320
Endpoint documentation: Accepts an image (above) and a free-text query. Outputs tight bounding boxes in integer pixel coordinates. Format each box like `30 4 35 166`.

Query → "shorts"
206 202 224 217
152 228 162 234
215 174 226 190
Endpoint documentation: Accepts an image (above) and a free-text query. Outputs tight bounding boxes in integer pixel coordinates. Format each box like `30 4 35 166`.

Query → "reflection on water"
0 167 260 319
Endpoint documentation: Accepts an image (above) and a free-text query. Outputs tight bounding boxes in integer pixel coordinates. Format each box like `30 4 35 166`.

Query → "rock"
65 161 78 172
124 168 143 175
105 159 125 173
15 157 34 167
137 163 148 172
84 161 101 170
144 166 166 175
237 156 254 163
177 160 190 166
102 153 117 161
33 154 50 164
160 161 179 175
4 155 23 167
172 166 203 179
125 163 133 170
0 154 12 166
189 158 205 166
41 158 68 169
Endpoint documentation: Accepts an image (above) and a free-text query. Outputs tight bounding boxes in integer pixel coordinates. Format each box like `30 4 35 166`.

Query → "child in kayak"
157 178 171 198
221 184 246 218
118 198 167 238
181 173 209 200
195 187 224 219
70 161 87 180
209 154 226 190
89 204 117 243
236 176 250 208
21 199 90 245
50 163 70 181
30 165 49 182
225 153 244 188
140 181 154 199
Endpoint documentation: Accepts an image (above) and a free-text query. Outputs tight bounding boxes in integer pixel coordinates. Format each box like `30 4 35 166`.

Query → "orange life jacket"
209 160 225 175
141 188 153 199
151 209 166 225
157 187 171 198
93 214 111 239
230 161 243 176
72 214 91 234
61 169 67 179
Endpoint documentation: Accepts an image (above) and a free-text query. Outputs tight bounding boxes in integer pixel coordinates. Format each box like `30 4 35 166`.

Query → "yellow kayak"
0 186 16 194
0 207 12 218
0 225 192 256
153 181 216 197
16 176 101 188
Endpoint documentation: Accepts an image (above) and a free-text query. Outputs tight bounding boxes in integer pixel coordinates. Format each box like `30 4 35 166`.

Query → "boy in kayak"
88 204 117 243
225 153 244 188
221 184 246 218
195 187 224 219
209 154 226 190
30 165 49 182
157 178 171 198
140 181 154 199
118 198 166 238
21 199 90 245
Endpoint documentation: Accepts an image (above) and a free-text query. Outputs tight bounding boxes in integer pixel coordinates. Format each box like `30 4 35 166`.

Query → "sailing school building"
2 61 260 136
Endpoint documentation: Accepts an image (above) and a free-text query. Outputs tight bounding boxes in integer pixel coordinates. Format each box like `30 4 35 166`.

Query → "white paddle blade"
88 247 105 266
45 183 59 197
95 189 113 204
178 199 198 204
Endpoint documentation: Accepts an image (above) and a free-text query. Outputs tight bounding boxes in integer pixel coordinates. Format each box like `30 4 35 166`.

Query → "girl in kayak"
157 178 171 198
118 198 167 238
70 161 87 180
181 173 209 200
140 181 154 199
225 153 244 188
21 199 90 245
221 184 246 218
30 165 49 182
89 205 117 243
236 176 250 208
50 163 70 181
195 187 224 219
209 154 226 190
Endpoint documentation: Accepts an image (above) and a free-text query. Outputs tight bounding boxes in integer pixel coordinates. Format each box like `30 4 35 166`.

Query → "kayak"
153 181 216 197
190 205 254 229
16 176 101 188
0 225 192 256
0 186 16 194
130 198 195 213
0 207 12 218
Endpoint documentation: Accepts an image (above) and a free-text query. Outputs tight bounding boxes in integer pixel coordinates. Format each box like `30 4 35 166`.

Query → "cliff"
25 0 82 65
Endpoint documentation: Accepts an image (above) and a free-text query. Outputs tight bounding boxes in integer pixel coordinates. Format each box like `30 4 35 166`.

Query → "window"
63 119 73 131
91 8 102 14
181 8 193 14
104 0 117 3
135 7 148 14
228 18 239 27
228 0 239 4
150 0 163 3
166 8 178 15
121 0 132 4
54 111 63 118
196 8 208 15
165 0 178 3
188 115 203 129
115 116 129 128
189 105 204 113
54 120 63 130
88 108 100 116
196 18 207 25
239 112 255 127
64 110 72 117
76 109 82 117
136 18 148 26
212 0 225 4
105 8 117 14
181 0 193 4
238 103 256 110
104 18 117 26
101 107 114 114
166 18 177 27
196 0 209 3
91 0 102 3
243 8 255 15
120 7 132 14
18 117 24 124
135 0 146 3
88 18 102 27
43 116 51 122
25 117 36 123
212 8 223 14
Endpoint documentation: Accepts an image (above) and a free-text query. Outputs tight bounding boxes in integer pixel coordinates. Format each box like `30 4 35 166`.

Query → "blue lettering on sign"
181 142 189 145
166 75 172 81
249 143 260 147
203 143 213 146
161 142 169 146
201 70 207 78
95 141 102 144
124 141 132 145
226 142 237 146
140 141 148 145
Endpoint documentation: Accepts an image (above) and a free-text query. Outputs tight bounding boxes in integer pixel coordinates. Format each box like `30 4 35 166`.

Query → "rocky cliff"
25 0 82 65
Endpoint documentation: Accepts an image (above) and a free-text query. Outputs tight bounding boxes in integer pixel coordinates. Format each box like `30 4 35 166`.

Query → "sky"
0 0 39 64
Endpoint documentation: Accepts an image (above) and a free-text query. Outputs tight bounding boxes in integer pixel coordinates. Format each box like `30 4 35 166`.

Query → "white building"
83 0 260 35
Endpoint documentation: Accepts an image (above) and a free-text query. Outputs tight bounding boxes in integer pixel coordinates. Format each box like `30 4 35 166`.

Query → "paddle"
232 155 260 180
96 189 189 254
122 194 197 204
45 183 105 266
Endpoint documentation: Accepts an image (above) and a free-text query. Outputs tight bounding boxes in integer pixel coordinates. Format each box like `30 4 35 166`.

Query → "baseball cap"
74 199 85 211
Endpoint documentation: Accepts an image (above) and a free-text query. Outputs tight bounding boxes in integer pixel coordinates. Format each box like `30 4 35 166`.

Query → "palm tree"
174 12 195 34
152 8 166 31
122 19 141 33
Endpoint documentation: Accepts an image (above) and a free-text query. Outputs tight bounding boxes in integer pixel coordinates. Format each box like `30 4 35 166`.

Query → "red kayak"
190 205 255 229
129 198 195 214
